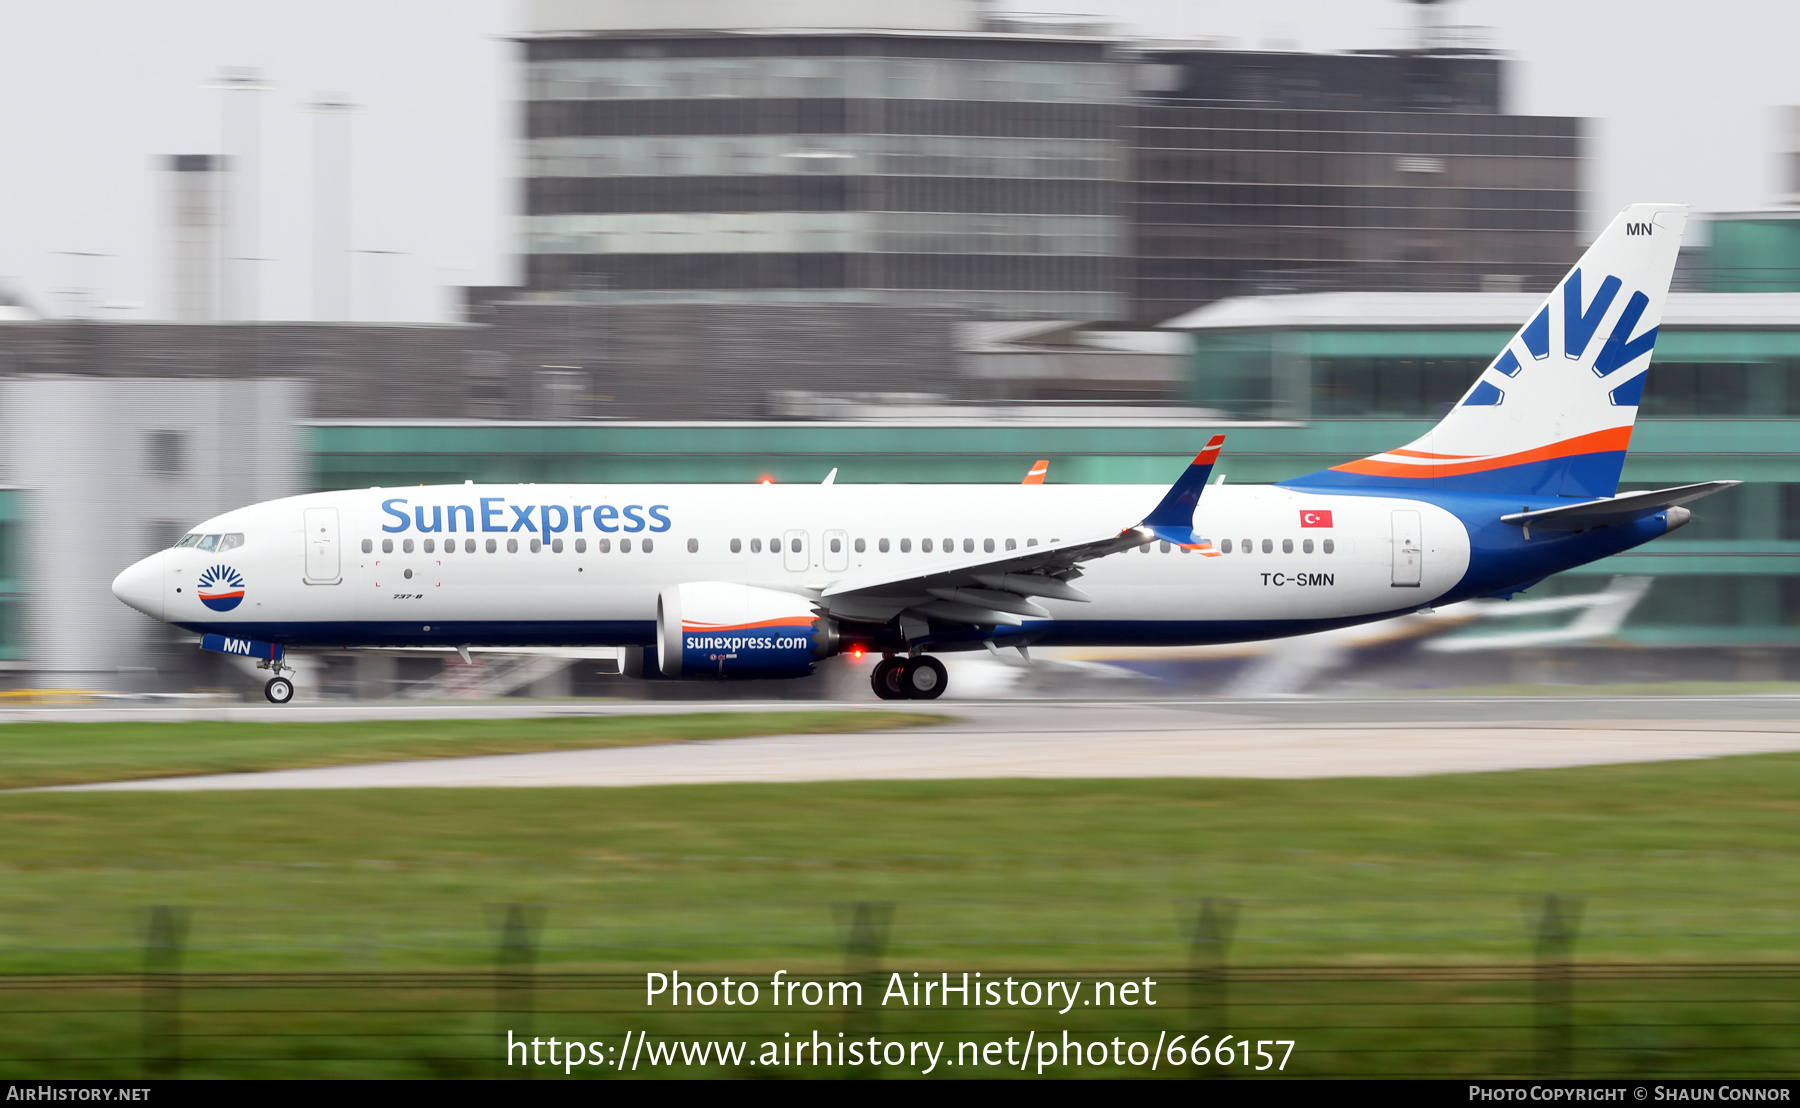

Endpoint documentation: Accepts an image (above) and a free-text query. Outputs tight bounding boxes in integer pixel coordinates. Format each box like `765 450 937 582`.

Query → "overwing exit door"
1391 509 1422 587
304 507 341 584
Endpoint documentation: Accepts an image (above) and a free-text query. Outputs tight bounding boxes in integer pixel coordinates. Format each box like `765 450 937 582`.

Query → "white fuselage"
118 482 1470 648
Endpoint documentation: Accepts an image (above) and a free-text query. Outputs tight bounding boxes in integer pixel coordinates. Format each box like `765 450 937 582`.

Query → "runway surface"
41 696 1800 791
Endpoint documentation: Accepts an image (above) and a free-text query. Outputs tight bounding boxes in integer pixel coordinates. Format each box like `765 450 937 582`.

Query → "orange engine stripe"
1332 426 1633 479
683 616 815 633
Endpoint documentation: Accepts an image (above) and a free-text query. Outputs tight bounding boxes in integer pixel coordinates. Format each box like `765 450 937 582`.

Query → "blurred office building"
513 0 1581 324
0 379 304 690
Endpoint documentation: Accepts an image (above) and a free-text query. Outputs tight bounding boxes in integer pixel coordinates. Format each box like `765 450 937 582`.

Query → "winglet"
1022 460 1049 485
1140 435 1225 550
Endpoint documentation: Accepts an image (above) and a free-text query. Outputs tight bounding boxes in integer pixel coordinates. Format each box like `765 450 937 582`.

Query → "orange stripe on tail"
1332 426 1634 480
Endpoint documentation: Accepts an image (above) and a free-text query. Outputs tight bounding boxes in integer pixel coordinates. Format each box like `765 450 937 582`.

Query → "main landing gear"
871 655 947 700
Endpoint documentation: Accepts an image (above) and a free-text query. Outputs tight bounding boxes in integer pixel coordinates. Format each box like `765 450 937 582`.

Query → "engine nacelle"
657 582 839 679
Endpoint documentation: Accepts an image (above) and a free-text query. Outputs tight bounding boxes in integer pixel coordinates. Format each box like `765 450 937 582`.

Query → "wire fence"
2 899 1799 1079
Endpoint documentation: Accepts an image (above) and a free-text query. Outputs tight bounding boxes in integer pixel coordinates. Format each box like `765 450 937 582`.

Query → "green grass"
4 753 1800 1076
0 711 947 790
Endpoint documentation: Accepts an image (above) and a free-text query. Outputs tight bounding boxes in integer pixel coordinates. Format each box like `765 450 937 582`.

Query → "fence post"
141 906 188 1078
841 902 894 1036
495 904 542 1078
1185 899 1239 1043
1532 894 1583 1077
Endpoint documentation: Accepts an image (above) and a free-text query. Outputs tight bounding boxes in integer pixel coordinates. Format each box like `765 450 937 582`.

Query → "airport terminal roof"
1162 292 1800 332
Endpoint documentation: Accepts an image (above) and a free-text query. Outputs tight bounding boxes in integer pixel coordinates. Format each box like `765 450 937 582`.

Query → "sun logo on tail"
196 565 246 612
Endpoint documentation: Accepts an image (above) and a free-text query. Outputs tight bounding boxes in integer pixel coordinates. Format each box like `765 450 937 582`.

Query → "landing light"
759 477 774 485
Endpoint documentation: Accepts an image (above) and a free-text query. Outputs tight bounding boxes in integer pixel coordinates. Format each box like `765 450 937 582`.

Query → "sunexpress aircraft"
113 203 1736 704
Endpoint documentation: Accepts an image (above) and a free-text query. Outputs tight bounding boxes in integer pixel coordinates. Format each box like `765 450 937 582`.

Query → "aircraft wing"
818 436 1226 629
818 528 1149 625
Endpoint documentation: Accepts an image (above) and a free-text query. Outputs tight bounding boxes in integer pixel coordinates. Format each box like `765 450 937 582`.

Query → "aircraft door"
783 529 809 572
304 507 341 584
822 529 849 572
1391 509 1422 587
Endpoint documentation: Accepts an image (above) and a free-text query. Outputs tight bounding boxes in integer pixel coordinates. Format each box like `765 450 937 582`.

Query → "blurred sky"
1 0 1796 322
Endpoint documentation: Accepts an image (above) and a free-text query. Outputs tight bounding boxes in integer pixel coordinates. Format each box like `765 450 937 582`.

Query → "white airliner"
113 204 1734 704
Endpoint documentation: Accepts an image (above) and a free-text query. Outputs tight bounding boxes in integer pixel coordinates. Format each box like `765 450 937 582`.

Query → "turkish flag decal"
1300 510 1334 528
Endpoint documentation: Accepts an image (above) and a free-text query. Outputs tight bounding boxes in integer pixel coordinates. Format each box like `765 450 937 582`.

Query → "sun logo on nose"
195 564 246 612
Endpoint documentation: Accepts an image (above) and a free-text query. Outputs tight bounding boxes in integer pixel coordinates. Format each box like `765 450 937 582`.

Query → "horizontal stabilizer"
1500 481 1739 531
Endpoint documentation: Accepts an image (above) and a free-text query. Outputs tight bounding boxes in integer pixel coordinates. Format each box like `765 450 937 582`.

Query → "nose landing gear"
257 656 296 705
870 655 948 700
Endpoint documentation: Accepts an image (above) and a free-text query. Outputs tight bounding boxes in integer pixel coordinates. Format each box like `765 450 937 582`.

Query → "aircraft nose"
112 551 166 620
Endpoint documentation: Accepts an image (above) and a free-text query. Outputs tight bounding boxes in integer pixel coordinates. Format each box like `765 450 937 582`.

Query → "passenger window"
507 538 519 553
620 538 632 553
598 538 611 553
829 537 841 553
922 538 933 553
963 538 974 553
1241 538 1251 553
643 538 654 553
770 537 780 553
1139 543 1151 553
1160 541 1171 553
486 539 497 553
1220 539 1232 553
879 538 890 553
899 538 911 553
1323 539 1335 554
465 538 476 553
197 534 220 552
1026 538 1038 547
854 538 866 553
1005 538 1016 551
1282 539 1293 554
687 538 698 553
942 538 953 553
1303 539 1313 554
175 533 202 548
788 537 800 554
552 538 563 553
403 538 414 554
749 538 761 553
983 538 994 553
382 538 394 554
575 538 586 553
424 538 435 553
530 539 541 553
219 533 245 552
361 538 373 554
1261 539 1273 554
731 538 742 553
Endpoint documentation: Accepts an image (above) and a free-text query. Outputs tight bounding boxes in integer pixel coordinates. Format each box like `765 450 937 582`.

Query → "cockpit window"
196 534 221 552
218 533 244 552
174 534 202 548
